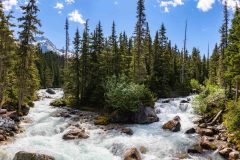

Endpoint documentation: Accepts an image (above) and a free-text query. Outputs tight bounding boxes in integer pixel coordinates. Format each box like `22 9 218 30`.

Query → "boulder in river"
162 116 181 132
109 105 159 124
219 147 233 158
63 127 89 140
124 147 142 160
46 88 56 95
200 136 217 150
185 128 196 134
187 144 203 154
13 151 55 160
121 128 133 135
229 151 239 160
196 128 215 137
0 109 7 115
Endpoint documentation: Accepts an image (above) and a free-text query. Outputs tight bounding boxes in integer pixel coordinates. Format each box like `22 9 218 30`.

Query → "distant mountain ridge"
33 36 64 55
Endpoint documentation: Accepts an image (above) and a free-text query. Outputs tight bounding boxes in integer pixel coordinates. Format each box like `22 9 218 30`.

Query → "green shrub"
104 75 155 113
190 79 201 91
193 83 225 116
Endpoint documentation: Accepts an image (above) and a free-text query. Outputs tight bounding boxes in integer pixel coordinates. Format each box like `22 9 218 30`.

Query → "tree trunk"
236 80 239 102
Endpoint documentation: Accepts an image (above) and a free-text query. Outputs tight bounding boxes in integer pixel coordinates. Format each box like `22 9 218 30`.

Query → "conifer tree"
143 22 152 77
16 0 42 113
133 0 147 82
0 2 16 109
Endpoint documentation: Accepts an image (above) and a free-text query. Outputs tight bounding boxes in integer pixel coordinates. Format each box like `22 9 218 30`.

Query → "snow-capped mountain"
33 36 64 55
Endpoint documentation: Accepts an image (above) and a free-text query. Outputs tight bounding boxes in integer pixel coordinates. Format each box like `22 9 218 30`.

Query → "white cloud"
221 0 240 10
68 10 86 25
54 2 64 10
2 0 18 11
65 0 75 5
197 0 215 12
114 1 118 5
157 0 184 12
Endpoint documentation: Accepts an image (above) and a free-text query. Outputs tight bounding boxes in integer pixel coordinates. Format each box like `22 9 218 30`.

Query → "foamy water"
0 89 224 160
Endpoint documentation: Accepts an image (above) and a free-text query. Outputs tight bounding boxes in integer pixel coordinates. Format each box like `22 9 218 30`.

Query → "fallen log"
208 110 223 125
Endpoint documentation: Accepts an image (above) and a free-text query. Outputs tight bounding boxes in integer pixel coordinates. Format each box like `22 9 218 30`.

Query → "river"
0 89 224 160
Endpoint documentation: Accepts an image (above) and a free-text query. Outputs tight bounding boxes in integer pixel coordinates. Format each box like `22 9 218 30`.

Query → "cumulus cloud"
157 0 184 12
65 0 75 5
54 2 64 10
68 10 86 25
197 0 215 12
221 0 240 10
2 0 18 11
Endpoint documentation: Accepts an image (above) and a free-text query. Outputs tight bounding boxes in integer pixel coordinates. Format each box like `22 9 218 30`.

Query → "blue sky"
3 0 239 56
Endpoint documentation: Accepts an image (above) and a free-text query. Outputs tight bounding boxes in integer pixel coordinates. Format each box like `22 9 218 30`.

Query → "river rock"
219 147 233 158
155 108 161 114
0 134 6 141
109 105 159 124
200 136 217 150
196 128 215 137
180 99 189 103
63 127 89 140
187 144 203 154
161 99 170 103
185 128 196 134
7 111 20 122
121 128 133 135
124 147 142 160
229 151 239 160
0 109 7 115
46 88 56 95
13 151 55 160
162 116 181 132
21 105 30 116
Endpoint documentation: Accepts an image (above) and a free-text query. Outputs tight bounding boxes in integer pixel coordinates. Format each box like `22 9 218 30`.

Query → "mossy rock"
50 99 67 107
94 116 109 125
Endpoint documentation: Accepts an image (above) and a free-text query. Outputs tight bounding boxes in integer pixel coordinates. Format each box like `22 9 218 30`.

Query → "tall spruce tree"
133 0 147 82
0 3 16 109
16 0 42 114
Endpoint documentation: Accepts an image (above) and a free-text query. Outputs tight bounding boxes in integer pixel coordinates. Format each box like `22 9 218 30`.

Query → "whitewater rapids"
0 89 223 160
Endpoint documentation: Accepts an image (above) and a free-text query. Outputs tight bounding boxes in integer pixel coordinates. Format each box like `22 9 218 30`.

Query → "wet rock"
46 88 55 95
0 109 7 115
0 134 6 141
180 99 189 103
124 147 142 160
162 116 181 132
187 144 203 154
63 127 89 140
109 105 159 124
229 151 239 160
139 146 147 154
161 99 170 103
200 136 217 150
196 128 215 137
21 105 30 116
155 108 161 114
199 123 207 128
0 117 17 131
219 147 232 158
185 128 196 134
121 128 133 135
52 110 71 118
13 151 55 160
7 111 20 122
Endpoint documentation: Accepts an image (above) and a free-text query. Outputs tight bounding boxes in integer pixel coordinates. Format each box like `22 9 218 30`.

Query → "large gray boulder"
109 105 159 124
13 151 55 160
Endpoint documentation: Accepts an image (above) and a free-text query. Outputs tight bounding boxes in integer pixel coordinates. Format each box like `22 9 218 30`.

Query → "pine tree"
0 2 16 109
225 6 240 101
143 22 152 78
64 18 70 66
133 0 147 82
209 44 220 84
16 0 42 114
81 20 90 102
190 48 201 81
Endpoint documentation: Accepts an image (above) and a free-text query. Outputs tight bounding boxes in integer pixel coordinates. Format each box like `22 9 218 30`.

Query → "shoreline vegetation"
0 0 240 159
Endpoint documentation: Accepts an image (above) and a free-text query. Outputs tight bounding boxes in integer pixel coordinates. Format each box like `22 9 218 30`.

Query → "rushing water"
0 89 223 160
